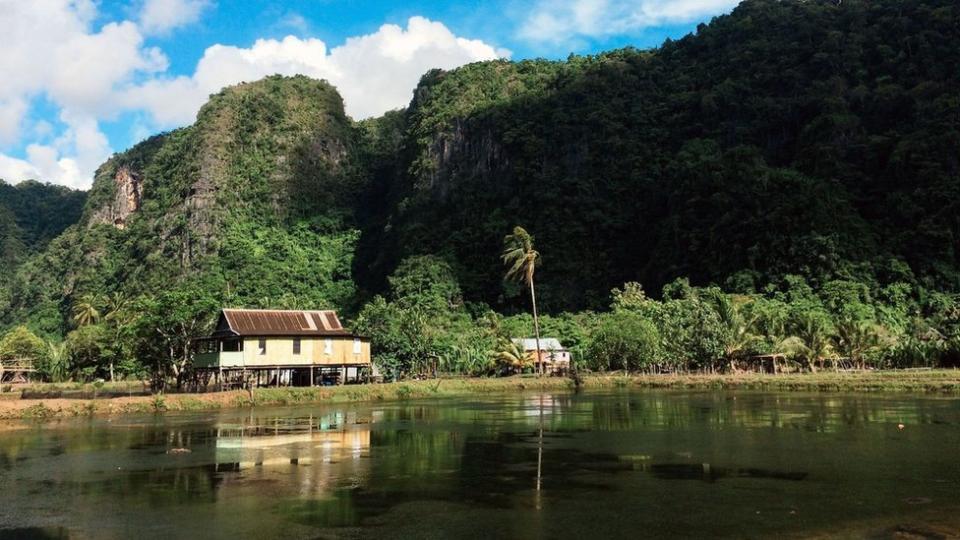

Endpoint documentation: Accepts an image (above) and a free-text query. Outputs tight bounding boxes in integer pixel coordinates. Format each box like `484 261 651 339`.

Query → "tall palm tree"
71 294 102 327
503 226 543 377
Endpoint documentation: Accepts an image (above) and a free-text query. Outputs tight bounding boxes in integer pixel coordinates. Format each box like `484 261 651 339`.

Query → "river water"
1 390 959 539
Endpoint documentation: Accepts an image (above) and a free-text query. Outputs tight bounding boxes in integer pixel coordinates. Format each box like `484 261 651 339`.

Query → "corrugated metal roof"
218 309 353 337
512 338 566 351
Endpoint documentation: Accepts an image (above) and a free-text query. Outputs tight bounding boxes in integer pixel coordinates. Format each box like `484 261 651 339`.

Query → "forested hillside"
364 0 960 311
1 75 366 339
0 180 86 282
1 0 959 381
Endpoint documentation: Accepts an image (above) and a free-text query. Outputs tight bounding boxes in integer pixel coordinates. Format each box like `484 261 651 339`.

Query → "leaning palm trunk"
502 226 544 378
530 276 543 378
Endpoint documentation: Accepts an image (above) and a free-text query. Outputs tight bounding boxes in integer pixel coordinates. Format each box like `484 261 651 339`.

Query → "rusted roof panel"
218 309 353 337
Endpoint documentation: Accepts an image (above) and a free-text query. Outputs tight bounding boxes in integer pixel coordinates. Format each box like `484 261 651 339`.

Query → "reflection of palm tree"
503 226 543 377
536 393 543 509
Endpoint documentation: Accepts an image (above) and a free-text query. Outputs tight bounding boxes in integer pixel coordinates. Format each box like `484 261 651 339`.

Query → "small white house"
512 338 571 374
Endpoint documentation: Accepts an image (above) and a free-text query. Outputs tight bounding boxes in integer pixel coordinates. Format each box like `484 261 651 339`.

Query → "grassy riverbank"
2 370 960 421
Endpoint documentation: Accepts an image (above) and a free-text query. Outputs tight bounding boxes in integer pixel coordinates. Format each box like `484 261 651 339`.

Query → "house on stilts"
192 309 372 389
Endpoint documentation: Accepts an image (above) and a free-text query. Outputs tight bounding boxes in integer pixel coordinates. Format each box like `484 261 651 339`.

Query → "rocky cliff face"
0 75 368 334
80 75 362 268
89 166 143 229
421 120 506 198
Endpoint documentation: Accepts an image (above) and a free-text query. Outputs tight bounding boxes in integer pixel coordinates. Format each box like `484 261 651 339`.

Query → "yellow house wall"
235 337 370 367
311 337 371 366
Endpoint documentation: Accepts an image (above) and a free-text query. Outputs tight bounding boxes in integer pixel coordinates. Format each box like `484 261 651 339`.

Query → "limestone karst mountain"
2 0 959 336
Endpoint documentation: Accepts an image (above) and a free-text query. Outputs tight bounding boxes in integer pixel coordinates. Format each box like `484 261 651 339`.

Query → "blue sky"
0 0 740 189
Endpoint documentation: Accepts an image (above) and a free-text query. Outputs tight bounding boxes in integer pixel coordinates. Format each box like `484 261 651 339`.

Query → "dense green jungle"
1 0 958 383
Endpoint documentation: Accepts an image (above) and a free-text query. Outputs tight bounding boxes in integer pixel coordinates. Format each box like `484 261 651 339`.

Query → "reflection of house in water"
523 394 562 418
214 412 372 471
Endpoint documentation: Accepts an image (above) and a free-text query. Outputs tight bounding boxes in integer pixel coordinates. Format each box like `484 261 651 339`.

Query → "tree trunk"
529 276 543 378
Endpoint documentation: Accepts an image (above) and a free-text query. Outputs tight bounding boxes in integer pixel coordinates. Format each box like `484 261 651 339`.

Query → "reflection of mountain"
214 413 371 470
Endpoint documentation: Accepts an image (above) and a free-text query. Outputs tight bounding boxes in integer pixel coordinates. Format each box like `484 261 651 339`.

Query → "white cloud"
1 6 504 189
0 111 109 189
0 97 28 145
0 0 167 188
0 145 85 190
138 0 211 35
274 11 310 35
519 0 740 44
123 16 508 125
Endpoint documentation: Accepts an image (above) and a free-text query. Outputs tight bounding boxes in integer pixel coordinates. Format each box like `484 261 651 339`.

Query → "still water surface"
1 390 959 539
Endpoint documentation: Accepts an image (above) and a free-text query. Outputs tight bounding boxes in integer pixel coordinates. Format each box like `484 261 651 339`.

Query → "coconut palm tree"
103 291 129 322
782 311 833 372
709 291 759 372
833 318 884 370
495 339 530 374
71 294 102 327
502 226 543 377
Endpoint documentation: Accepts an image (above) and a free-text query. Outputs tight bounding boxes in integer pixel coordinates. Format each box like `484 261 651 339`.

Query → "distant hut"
745 353 787 374
512 338 571 375
0 357 36 384
192 309 372 389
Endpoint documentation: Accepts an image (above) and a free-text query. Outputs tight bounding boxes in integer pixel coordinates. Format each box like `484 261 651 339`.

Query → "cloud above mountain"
519 0 739 45
138 0 213 36
122 17 507 126
0 2 505 189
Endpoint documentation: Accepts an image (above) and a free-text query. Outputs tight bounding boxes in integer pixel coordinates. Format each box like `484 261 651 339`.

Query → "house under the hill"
512 338 571 375
193 308 372 388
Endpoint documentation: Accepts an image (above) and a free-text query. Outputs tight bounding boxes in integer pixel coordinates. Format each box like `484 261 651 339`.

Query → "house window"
258 338 267 355
293 337 301 355
222 339 241 352
353 338 362 355
324 338 332 355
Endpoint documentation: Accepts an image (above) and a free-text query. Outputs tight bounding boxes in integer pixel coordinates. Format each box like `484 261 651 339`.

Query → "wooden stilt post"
310 366 315 387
